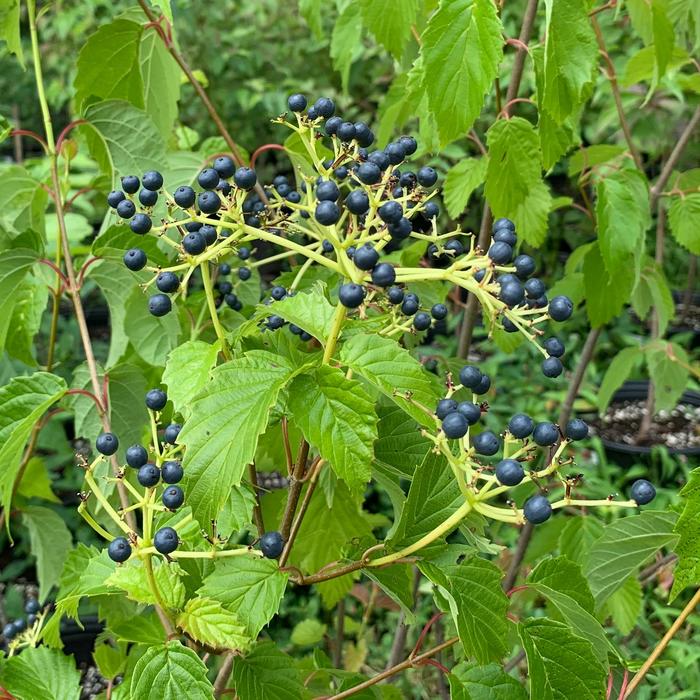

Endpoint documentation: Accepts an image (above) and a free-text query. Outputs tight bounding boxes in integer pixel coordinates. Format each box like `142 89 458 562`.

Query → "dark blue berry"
337 121 356 142
378 200 403 224
138 464 160 488
457 401 481 425
496 459 525 486
339 283 365 308
371 263 396 287
565 418 589 441
345 190 370 215
238 246 251 260
389 218 412 239
271 285 287 301
149 293 172 317
413 312 431 331
314 97 335 118
473 430 500 456
174 186 196 208
126 444 148 468
549 295 574 322
542 357 563 378
24 599 40 615
431 303 448 320
399 136 418 155
459 366 482 389
164 424 182 444
524 495 552 524
316 180 340 201
198 168 219 190
630 479 656 505
96 432 119 456
325 115 342 135
145 389 167 411
198 191 220 214
488 241 513 264
116 199 136 219
368 151 390 171
162 485 184 510
417 167 437 188
354 122 374 148
525 278 546 299
138 189 158 207
156 271 179 293
219 263 231 275
500 280 524 307
353 244 379 271
387 286 404 304
183 231 206 254
121 175 140 194
154 527 179 554
357 162 381 185
533 422 559 446
162 460 184 484
107 190 126 208
129 213 152 234
385 142 406 165
213 156 235 178
493 217 515 232
401 297 419 315
543 337 565 357
436 398 458 419
473 374 491 395
508 413 534 439
267 315 285 330
315 201 341 225
260 531 285 558
442 411 468 439
493 228 517 246
239 267 251 281
123 248 147 271
288 93 307 112
514 254 536 279
234 167 257 190
108 537 132 563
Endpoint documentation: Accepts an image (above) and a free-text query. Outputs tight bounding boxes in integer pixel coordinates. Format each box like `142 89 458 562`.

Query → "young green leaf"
21 506 72 603
421 0 503 145
339 333 439 428
231 641 306 700
484 117 552 246
360 0 417 59
448 662 528 700
197 557 288 637
585 510 678 608
518 618 607 699
0 646 81 700
667 170 700 255
106 558 186 610
177 597 250 650
422 555 509 663
669 467 700 601
541 0 597 123
646 340 690 412
443 157 489 219
598 346 645 413
0 372 67 522
288 365 377 489
179 350 296 526
130 641 215 700
263 286 337 345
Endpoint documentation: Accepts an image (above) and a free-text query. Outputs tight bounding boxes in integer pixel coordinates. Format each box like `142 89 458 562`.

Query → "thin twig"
247 463 265 537
213 652 235 698
333 600 345 669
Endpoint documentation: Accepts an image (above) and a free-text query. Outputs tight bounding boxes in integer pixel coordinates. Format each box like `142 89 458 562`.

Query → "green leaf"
289 365 377 489
231 641 306 700
130 641 214 700
568 145 627 177
218 485 256 537
289 483 374 608
448 662 528 700
339 333 438 428
21 506 72 603
529 556 595 612
179 351 296 527
518 618 607 699
197 557 288 638
374 404 430 478
595 169 650 275
299 0 324 38
600 575 642 635
583 242 637 328
110 614 166 645
82 99 167 183
365 564 416 622
443 157 489 219
163 340 220 420
177 597 250 650
668 171 700 255
291 619 327 646
598 346 645 413
0 0 24 68
0 372 67 522
621 45 690 87
390 451 461 554
422 555 509 663
421 0 503 146
670 468 700 600
6 272 49 366
360 0 417 59
93 642 126 680
106 559 186 609
331 2 363 92
74 20 144 111
558 516 605 567
541 0 597 123
585 511 678 608
140 26 181 139
631 260 674 336
0 243 43 354
16 457 59 503
0 166 47 236
484 117 552 246
528 559 612 666
124 286 181 366
646 340 690 412
0 646 81 700
263 286 337 344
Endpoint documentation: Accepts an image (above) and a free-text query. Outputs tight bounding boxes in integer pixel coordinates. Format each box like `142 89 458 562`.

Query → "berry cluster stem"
200 261 232 361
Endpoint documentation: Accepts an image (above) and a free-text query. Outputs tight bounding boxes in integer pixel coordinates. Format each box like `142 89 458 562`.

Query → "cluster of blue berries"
97 389 184 563
1 596 40 648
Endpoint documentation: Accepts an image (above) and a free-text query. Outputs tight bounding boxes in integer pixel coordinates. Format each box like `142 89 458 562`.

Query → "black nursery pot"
60 615 103 666
669 290 700 349
590 380 700 468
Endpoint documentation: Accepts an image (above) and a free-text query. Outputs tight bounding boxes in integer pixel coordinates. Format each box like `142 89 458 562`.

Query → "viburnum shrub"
0 1 698 699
